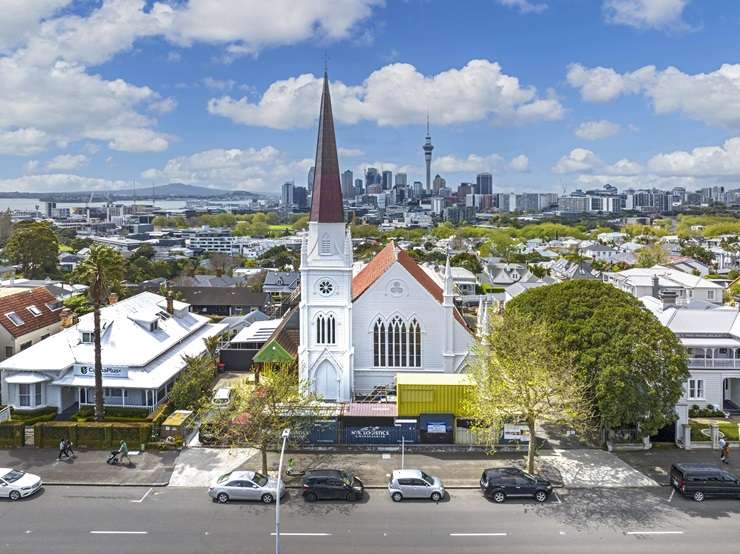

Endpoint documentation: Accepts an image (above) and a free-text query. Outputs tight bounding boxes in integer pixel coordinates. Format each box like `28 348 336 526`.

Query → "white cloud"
0 0 71 52
44 153 89 171
141 146 313 193
434 154 504 173
603 0 690 30
209 60 564 129
338 147 364 157
646 137 740 177
0 173 128 193
497 0 548 14
574 120 621 140
202 77 236 91
552 148 603 174
0 128 53 156
567 63 740 130
509 154 530 172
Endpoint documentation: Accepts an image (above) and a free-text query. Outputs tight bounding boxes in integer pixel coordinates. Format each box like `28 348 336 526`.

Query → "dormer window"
5 312 24 326
27 305 42 317
81 331 94 344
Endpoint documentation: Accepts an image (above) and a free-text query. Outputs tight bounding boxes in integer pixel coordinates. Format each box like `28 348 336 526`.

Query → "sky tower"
423 114 434 193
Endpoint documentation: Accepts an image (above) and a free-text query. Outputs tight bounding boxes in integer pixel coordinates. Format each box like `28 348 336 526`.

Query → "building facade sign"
74 364 128 379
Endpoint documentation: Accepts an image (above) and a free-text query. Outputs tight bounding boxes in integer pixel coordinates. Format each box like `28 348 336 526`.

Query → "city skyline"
1 1 740 194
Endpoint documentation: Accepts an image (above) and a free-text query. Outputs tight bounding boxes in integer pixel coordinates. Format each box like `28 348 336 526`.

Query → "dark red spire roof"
309 71 344 223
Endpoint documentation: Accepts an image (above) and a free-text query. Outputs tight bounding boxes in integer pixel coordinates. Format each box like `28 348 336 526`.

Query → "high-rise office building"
433 174 445 195
382 170 392 191
476 172 493 195
423 115 434 193
354 178 363 196
395 173 407 187
365 167 379 191
341 169 354 199
281 181 294 208
293 186 308 209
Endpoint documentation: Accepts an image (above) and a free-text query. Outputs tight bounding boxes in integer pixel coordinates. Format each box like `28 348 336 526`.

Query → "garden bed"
689 418 740 441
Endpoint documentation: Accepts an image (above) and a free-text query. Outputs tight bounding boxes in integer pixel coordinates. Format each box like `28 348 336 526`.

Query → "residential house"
0 292 225 413
581 243 619 263
550 259 601 281
483 261 527 286
220 317 283 371
262 271 300 300
604 265 724 305
176 287 270 316
0 288 63 364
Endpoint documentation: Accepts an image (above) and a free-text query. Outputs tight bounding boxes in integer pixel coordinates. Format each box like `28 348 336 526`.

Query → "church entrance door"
315 361 339 401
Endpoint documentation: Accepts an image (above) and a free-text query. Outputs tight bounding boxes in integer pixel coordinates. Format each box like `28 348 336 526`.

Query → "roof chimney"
166 291 174 315
651 274 660 298
658 289 677 311
60 308 74 328
108 292 118 305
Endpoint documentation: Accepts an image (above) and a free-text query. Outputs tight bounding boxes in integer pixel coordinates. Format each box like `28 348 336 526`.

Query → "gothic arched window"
316 313 336 345
373 316 422 368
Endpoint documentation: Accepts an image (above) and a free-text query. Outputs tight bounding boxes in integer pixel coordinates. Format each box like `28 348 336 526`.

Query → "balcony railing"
688 358 740 369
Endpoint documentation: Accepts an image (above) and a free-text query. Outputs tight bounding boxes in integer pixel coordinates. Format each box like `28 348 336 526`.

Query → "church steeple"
309 70 344 223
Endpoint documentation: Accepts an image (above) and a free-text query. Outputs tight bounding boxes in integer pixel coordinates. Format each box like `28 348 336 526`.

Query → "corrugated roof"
341 402 398 418
396 373 473 386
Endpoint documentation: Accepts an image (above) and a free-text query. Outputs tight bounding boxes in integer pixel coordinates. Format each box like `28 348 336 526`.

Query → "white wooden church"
298 72 473 402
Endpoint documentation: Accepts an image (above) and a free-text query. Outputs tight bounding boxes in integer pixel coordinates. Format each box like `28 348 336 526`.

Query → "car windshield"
252 473 269 487
217 472 232 484
420 471 434 485
341 472 353 486
2 470 24 483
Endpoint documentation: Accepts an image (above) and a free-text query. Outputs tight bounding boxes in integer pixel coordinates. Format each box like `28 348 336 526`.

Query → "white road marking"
382 453 391 459
90 531 148 535
131 488 153 503
553 491 563 504
626 531 683 535
668 489 675 503
270 533 332 537
450 533 508 537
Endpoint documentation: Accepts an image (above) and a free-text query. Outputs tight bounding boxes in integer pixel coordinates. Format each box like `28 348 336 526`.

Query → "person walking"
118 440 130 465
57 438 68 461
720 437 728 463
722 440 731 464
64 439 75 459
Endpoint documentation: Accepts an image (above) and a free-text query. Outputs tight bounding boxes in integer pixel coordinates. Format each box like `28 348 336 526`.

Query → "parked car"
302 469 364 502
0 468 42 501
212 387 233 407
670 463 740 502
208 470 285 504
480 467 552 503
388 469 444 502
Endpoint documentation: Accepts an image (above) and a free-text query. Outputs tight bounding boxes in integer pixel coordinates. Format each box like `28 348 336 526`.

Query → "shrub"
72 406 150 422
34 421 151 449
689 405 726 418
0 422 25 447
10 407 57 425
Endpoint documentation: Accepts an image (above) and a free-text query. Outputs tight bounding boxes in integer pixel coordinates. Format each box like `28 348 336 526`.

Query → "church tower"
298 70 354 402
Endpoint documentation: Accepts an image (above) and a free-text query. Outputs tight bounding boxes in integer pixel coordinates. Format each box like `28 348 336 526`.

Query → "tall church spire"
309 70 344 223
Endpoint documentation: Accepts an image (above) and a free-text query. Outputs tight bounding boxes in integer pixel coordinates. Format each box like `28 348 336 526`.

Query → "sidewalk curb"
44 482 169 487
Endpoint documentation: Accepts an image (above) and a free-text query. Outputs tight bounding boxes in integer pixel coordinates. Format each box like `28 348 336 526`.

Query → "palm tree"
75 245 124 421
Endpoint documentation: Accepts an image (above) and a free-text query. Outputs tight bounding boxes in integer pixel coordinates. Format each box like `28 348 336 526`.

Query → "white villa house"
644 296 740 429
0 292 225 413
605 265 724 305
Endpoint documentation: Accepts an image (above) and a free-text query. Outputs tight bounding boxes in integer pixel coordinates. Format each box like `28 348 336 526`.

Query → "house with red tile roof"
0 287 62 363
298 71 473 403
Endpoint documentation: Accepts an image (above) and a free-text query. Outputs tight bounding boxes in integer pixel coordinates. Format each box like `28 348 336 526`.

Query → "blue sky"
1 0 740 195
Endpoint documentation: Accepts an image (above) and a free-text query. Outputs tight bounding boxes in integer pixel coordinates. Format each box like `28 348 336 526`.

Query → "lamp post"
275 428 290 554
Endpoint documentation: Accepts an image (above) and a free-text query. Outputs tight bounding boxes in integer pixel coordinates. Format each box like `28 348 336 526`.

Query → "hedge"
10 407 57 425
72 406 150 422
34 421 151 449
0 422 25 447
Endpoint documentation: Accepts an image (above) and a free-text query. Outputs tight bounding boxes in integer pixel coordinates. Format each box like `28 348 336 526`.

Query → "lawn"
689 418 740 441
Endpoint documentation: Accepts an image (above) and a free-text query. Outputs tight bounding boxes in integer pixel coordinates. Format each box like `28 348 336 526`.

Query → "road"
1 485 740 553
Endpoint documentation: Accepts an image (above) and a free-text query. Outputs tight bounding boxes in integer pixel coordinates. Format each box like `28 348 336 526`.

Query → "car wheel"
8 490 20 502
304 492 318 503
216 493 229 504
693 491 705 502
391 492 403 502
261 493 274 504
535 491 548 503
492 491 506 503
430 491 442 502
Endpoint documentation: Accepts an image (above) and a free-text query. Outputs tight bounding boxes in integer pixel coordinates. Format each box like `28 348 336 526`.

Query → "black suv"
480 467 553 503
302 469 364 502
670 463 740 502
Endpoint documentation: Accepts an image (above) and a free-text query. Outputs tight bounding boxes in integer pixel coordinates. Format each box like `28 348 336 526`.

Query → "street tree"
508 280 688 438
468 309 589 473
74 245 125 421
5 220 59 277
209 366 321 474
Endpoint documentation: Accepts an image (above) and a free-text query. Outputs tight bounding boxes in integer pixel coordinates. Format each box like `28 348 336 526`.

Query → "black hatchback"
480 467 553 503
302 469 364 502
670 463 740 502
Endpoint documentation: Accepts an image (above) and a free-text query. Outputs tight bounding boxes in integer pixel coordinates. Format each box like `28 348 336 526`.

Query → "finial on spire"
323 51 329 76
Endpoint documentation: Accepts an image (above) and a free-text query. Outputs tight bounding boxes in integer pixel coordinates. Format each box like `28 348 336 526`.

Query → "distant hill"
20 182 260 201
138 183 245 198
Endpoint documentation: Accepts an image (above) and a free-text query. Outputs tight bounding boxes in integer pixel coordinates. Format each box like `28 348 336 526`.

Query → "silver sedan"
208 470 286 504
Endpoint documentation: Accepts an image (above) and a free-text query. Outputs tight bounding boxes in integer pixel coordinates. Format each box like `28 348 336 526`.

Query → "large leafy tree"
468 310 589 473
75 245 125 421
209 366 321 474
169 353 217 411
508 280 688 437
5 221 59 277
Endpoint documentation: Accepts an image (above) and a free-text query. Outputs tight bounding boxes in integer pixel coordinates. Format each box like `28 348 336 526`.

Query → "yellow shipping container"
396 373 473 417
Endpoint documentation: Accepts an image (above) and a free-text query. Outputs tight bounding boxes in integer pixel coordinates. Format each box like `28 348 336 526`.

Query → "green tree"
450 252 483 275
169 352 217 411
636 243 669 267
508 281 688 438
291 215 309 232
75 245 125 421
680 243 713 266
209 367 321 474
0 209 13 246
5 221 59 277
468 310 589 473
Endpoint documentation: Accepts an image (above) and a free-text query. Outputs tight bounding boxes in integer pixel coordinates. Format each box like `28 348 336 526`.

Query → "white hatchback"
0 468 42 501
388 469 445 502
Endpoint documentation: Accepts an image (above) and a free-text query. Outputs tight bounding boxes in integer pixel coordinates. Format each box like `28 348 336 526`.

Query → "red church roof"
352 242 469 330
309 71 344 223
